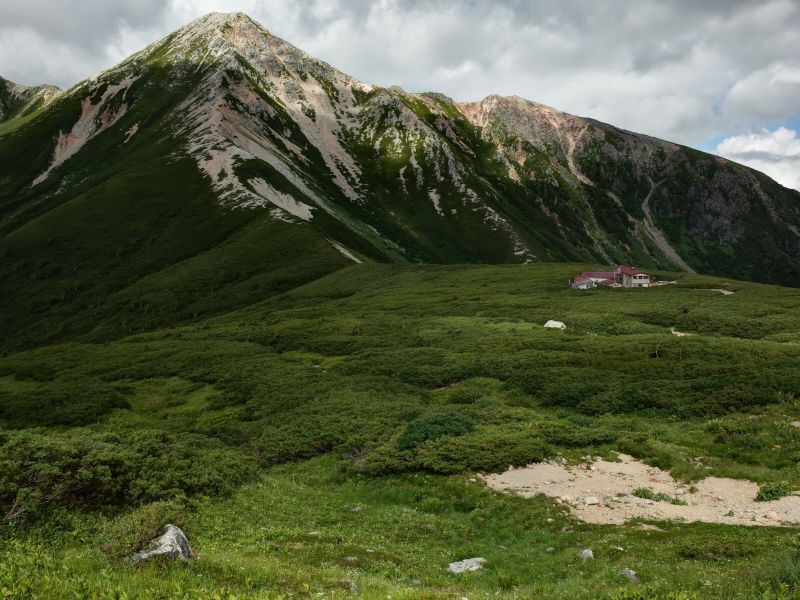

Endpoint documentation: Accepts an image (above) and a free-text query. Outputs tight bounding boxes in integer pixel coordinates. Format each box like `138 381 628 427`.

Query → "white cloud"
717 127 800 190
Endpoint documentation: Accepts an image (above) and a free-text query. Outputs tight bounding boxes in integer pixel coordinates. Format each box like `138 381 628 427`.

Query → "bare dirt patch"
481 453 800 527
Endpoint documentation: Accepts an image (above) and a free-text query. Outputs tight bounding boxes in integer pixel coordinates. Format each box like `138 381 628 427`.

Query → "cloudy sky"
1 0 798 189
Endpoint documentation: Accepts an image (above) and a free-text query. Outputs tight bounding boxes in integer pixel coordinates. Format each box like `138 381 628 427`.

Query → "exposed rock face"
448 557 486 574
0 77 60 123
132 524 192 562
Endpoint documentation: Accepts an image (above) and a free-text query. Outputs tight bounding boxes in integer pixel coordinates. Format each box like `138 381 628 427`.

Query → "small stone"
309 531 322 537
579 548 594 560
410 579 423 586
766 510 780 521
343 556 358 564
584 496 600 506
350 506 363 513
561 494 572 503
342 578 360 595
622 567 638 583
448 557 486 574
546 547 555 552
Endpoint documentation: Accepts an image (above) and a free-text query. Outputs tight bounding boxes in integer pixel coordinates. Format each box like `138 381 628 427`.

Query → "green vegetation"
631 489 688 506
756 482 793 502
2 18 800 596
1 263 800 598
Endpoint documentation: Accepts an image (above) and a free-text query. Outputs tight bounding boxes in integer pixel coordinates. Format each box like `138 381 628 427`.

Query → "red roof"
618 267 643 276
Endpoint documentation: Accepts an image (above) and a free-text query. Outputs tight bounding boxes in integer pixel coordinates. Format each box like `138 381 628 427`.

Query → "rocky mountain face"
0 77 60 123
1 12 798 347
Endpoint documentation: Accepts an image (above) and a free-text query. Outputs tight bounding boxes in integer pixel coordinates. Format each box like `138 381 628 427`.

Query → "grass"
1 263 800 597
631 489 688 506
2 458 800 599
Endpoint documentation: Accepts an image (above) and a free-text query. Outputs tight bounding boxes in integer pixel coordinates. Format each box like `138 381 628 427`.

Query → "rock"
410 579 424 586
132 524 191 562
350 506 363 513
309 531 322 537
766 510 780 521
546 547 555 552
343 556 358 564
341 578 360 595
584 496 600 506
560 494 572 503
622 567 638 583
579 548 594 560
448 557 486 574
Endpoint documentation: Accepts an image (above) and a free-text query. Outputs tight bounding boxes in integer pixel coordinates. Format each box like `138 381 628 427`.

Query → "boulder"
132 524 192 562
579 548 594 560
448 557 486 574
584 496 600 506
544 320 567 330
622 567 639 583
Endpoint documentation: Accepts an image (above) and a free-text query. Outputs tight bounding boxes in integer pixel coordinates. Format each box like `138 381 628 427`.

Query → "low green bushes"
756 482 793 502
0 428 256 522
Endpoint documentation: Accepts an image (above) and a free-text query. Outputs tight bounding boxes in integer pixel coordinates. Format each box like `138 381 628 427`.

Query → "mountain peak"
182 11 264 33
172 11 272 46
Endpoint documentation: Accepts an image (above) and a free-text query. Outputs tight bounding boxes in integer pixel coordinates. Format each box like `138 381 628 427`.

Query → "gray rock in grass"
448 557 486 574
132 524 192 562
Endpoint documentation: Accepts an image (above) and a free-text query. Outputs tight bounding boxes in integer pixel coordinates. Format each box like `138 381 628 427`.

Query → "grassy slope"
2 263 800 598
0 63 360 351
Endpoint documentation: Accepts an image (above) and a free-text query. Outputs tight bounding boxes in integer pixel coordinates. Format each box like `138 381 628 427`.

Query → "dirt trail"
641 177 695 273
482 453 800 527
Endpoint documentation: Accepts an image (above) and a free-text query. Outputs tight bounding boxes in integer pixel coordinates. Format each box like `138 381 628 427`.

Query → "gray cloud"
1 0 799 150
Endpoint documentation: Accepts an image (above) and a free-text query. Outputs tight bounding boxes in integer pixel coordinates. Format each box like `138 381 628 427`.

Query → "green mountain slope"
1 12 798 351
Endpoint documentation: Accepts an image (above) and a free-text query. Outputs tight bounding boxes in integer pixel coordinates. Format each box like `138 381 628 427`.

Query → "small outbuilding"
544 320 567 330
570 275 597 290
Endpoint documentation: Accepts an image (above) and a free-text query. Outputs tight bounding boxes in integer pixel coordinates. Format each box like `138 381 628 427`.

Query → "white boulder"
448 557 486 574
132 524 192 562
543 320 567 330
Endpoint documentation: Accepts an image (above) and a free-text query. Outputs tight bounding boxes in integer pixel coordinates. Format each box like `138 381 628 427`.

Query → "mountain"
0 77 60 124
1 12 798 349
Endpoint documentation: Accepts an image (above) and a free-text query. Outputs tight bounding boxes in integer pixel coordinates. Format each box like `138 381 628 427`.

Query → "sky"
1 0 798 190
